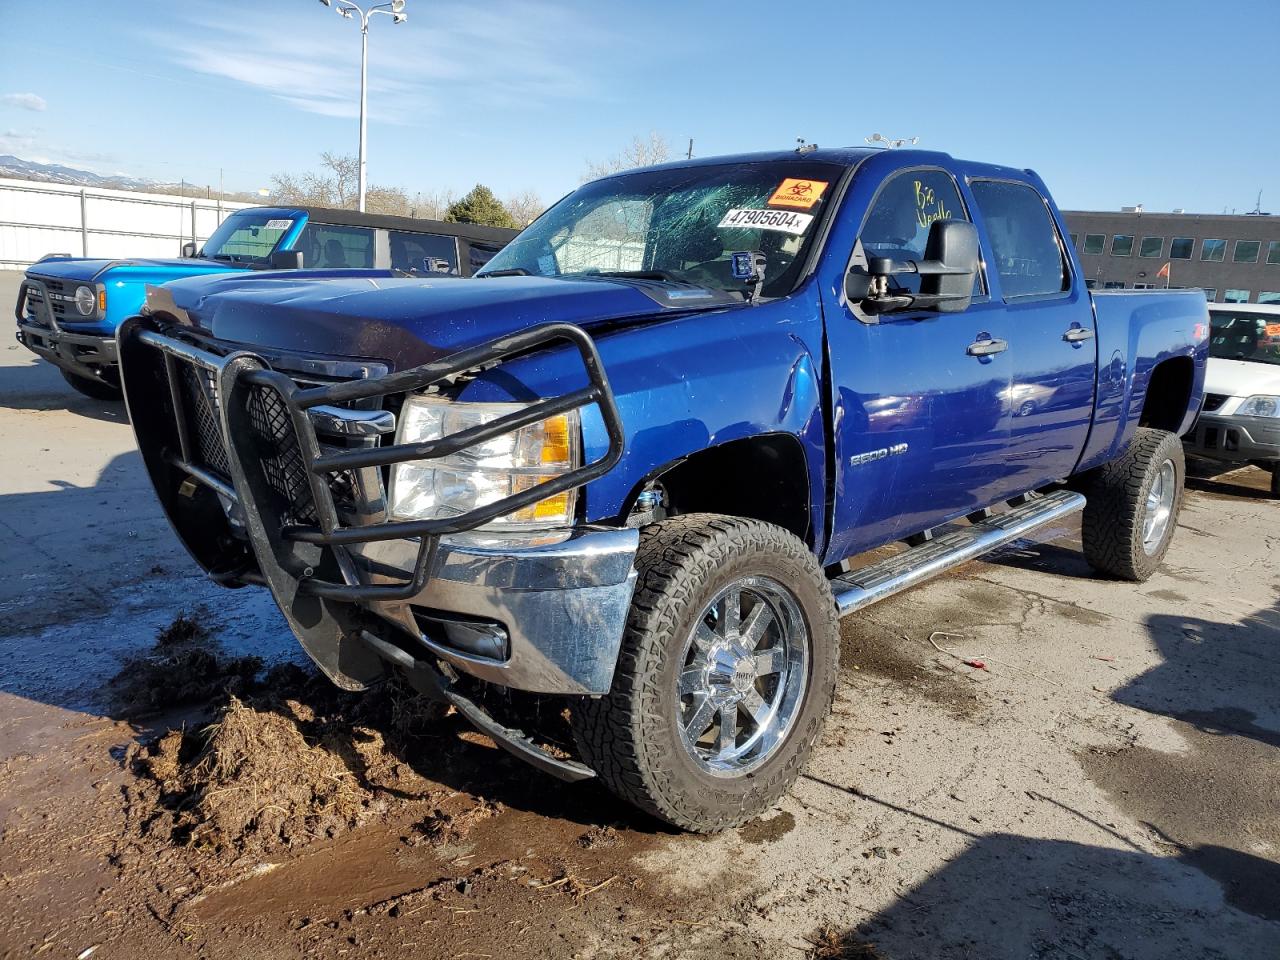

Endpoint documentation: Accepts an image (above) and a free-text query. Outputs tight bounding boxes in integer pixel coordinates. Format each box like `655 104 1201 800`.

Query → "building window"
1111 235 1134 257
1169 237 1194 260
1268 241 1280 265
1201 239 1227 261
1233 240 1262 263
1103 281 1126 289
1084 278 1099 290
1083 234 1106 255
1069 233 1078 247
1139 237 1163 258
1223 289 1250 303
1203 288 1217 301
1258 292 1280 304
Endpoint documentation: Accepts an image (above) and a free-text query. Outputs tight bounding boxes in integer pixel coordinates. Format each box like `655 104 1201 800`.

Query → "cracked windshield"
479 161 844 298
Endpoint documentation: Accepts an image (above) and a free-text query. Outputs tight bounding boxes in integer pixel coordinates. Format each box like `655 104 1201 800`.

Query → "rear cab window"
389 230 459 275
969 180 1069 300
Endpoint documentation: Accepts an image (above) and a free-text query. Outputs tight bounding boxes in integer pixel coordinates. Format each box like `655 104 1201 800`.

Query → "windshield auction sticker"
718 208 814 235
264 219 294 231
767 178 829 209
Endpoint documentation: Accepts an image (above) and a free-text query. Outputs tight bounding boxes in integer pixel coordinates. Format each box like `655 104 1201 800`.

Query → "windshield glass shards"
1209 311 1280 366
478 160 845 299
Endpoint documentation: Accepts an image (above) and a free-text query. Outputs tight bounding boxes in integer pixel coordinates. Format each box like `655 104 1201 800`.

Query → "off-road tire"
60 368 122 401
1271 465 1280 499
571 514 839 833
1080 428 1184 581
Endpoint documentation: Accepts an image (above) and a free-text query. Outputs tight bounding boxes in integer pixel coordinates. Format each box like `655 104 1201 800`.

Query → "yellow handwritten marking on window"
914 180 952 229
768 178 829 210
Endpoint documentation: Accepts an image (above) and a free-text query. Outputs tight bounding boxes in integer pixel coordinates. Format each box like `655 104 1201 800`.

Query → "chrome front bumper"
119 318 632 697
357 528 639 695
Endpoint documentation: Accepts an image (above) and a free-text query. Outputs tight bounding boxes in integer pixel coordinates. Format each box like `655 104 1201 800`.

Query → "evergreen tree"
444 184 518 229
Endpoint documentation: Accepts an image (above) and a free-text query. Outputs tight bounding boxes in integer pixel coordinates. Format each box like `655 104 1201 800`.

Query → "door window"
298 222 376 268
970 180 1069 300
859 169 975 295
467 241 505 274
389 230 459 275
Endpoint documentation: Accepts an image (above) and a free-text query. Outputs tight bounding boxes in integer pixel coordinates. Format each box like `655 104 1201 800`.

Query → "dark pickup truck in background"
118 146 1208 831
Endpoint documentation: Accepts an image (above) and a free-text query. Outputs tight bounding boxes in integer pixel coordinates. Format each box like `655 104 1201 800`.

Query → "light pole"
865 133 920 150
318 0 408 212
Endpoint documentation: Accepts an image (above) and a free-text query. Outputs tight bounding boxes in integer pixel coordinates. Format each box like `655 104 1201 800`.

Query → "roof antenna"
795 137 818 154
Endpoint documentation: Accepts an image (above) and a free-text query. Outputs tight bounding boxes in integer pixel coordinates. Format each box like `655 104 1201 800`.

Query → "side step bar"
831 490 1086 616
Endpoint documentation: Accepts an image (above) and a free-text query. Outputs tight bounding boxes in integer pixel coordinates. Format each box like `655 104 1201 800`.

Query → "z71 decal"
718 208 814 235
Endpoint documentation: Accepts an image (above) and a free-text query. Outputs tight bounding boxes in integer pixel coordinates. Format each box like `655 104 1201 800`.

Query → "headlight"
388 395 580 529
73 285 96 316
1237 395 1280 418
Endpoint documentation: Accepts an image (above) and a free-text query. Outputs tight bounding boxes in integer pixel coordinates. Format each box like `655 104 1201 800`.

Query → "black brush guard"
131 321 625 606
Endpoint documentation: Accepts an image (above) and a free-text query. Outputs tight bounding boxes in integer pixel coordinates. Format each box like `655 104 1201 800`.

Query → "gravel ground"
1 269 1277 959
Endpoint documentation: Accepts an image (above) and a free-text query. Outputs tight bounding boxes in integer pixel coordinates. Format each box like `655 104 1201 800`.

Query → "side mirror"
181 241 197 258
269 249 304 270
847 219 980 317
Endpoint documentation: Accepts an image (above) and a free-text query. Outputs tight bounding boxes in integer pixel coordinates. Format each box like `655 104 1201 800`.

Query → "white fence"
0 177 255 270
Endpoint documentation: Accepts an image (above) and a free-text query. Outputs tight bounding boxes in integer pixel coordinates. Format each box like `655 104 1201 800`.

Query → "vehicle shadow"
816 829 1280 958
0 357 126 423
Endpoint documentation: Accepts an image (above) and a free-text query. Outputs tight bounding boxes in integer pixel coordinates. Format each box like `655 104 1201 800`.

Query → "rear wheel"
60 368 122 401
1271 465 1280 499
1080 428 1184 581
572 515 838 832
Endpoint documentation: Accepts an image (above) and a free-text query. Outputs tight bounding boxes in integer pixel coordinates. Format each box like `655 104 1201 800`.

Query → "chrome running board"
831 490 1086 616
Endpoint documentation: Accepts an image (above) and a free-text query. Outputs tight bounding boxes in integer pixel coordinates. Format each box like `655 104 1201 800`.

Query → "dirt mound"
108 613 263 716
128 674 445 862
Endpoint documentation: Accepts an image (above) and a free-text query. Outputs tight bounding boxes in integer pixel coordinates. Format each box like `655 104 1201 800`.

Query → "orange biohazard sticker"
768 178 829 209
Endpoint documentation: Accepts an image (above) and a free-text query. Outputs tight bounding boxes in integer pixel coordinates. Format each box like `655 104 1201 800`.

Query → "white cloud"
2 93 47 112
150 1 610 123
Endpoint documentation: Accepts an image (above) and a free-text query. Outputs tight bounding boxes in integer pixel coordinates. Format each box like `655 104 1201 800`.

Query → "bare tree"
504 189 546 227
582 133 671 182
410 188 460 221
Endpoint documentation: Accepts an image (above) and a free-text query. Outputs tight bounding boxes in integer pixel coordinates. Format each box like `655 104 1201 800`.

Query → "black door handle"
967 337 1008 357
1063 326 1095 343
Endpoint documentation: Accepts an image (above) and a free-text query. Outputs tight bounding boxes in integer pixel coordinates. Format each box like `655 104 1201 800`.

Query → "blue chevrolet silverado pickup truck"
14 206 515 400
118 147 1208 831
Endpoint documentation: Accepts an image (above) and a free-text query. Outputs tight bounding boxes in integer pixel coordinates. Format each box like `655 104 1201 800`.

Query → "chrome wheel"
1142 459 1176 555
675 576 809 777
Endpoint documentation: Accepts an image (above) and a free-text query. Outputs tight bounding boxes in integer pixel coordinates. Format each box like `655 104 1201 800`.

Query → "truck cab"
118 147 1208 832
14 205 516 399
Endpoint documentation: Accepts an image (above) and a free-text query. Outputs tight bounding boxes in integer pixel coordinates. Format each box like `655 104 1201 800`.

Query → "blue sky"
0 0 1275 213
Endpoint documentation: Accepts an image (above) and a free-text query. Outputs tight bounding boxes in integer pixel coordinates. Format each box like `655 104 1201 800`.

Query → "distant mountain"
0 155 165 191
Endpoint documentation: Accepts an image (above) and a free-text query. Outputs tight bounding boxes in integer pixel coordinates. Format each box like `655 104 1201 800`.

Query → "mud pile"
128 668 445 861
107 613 263 716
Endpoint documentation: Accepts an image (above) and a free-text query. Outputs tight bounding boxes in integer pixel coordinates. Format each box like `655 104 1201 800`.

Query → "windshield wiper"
480 267 530 277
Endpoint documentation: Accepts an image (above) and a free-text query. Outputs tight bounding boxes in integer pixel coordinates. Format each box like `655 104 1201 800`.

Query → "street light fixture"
317 0 409 212
865 133 920 150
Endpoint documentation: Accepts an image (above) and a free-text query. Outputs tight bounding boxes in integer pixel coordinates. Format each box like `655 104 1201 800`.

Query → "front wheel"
60 368 123 401
572 515 838 833
1080 427 1184 581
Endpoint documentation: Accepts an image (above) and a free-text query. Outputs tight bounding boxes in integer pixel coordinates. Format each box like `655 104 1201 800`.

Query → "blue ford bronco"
120 147 1208 831
15 206 515 400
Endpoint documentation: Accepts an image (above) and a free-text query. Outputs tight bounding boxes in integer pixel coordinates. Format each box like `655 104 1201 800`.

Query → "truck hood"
152 272 736 370
1205 358 1280 398
28 257 244 282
